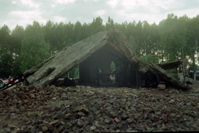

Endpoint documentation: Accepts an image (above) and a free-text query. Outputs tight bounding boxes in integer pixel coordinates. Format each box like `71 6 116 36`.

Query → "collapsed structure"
23 30 192 90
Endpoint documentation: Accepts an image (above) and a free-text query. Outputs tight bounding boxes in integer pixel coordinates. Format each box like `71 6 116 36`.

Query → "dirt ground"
0 84 199 132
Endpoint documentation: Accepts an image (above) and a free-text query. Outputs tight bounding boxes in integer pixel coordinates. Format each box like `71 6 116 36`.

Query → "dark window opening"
52 66 79 87
51 45 161 88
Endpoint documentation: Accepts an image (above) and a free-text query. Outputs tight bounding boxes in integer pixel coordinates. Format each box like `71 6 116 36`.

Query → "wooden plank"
24 31 108 86
149 62 192 90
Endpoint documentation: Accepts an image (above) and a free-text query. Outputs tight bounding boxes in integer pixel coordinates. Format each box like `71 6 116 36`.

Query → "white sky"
1 0 199 30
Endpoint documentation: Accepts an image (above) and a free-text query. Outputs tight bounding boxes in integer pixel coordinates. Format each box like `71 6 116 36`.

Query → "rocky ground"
0 84 199 133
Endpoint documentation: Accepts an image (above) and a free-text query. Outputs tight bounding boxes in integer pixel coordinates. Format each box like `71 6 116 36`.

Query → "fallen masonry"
0 84 199 132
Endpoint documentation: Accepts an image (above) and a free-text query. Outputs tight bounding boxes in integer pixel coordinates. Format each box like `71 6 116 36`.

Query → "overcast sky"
1 0 199 30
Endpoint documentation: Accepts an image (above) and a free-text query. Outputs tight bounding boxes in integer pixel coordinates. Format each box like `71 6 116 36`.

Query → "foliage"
140 54 159 63
19 21 50 73
158 14 188 61
0 25 13 77
0 14 199 77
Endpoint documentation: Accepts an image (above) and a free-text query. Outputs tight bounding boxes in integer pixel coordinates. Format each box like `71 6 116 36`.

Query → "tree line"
0 14 199 78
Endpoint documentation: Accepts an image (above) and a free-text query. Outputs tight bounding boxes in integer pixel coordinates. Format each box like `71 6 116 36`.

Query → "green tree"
159 14 188 62
132 21 144 56
11 25 25 76
186 15 199 70
11 25 24 54
0 25 13 77
19 21 50 73
73 21 83 42
89 17 105 35
140 54 159 63
0 25 12 55
106 17 115 30
43 21 55 52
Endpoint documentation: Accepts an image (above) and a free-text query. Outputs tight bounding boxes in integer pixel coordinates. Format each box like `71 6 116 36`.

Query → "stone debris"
0 84 199 132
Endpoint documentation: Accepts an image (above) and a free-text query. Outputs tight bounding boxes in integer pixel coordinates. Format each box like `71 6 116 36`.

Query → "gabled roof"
24 30 136 86
23 30 192 90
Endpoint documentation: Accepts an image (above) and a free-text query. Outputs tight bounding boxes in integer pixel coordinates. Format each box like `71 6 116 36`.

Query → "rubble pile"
0 84 199 132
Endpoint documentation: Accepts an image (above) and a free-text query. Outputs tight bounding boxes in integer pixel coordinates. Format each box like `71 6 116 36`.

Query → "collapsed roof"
23 30 192 90
158 60 182 70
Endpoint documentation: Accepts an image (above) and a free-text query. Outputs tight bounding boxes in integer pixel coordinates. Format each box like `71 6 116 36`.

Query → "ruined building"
23 30 192 90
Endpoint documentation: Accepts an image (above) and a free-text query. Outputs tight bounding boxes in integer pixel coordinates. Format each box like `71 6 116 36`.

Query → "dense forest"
0 14 199 78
